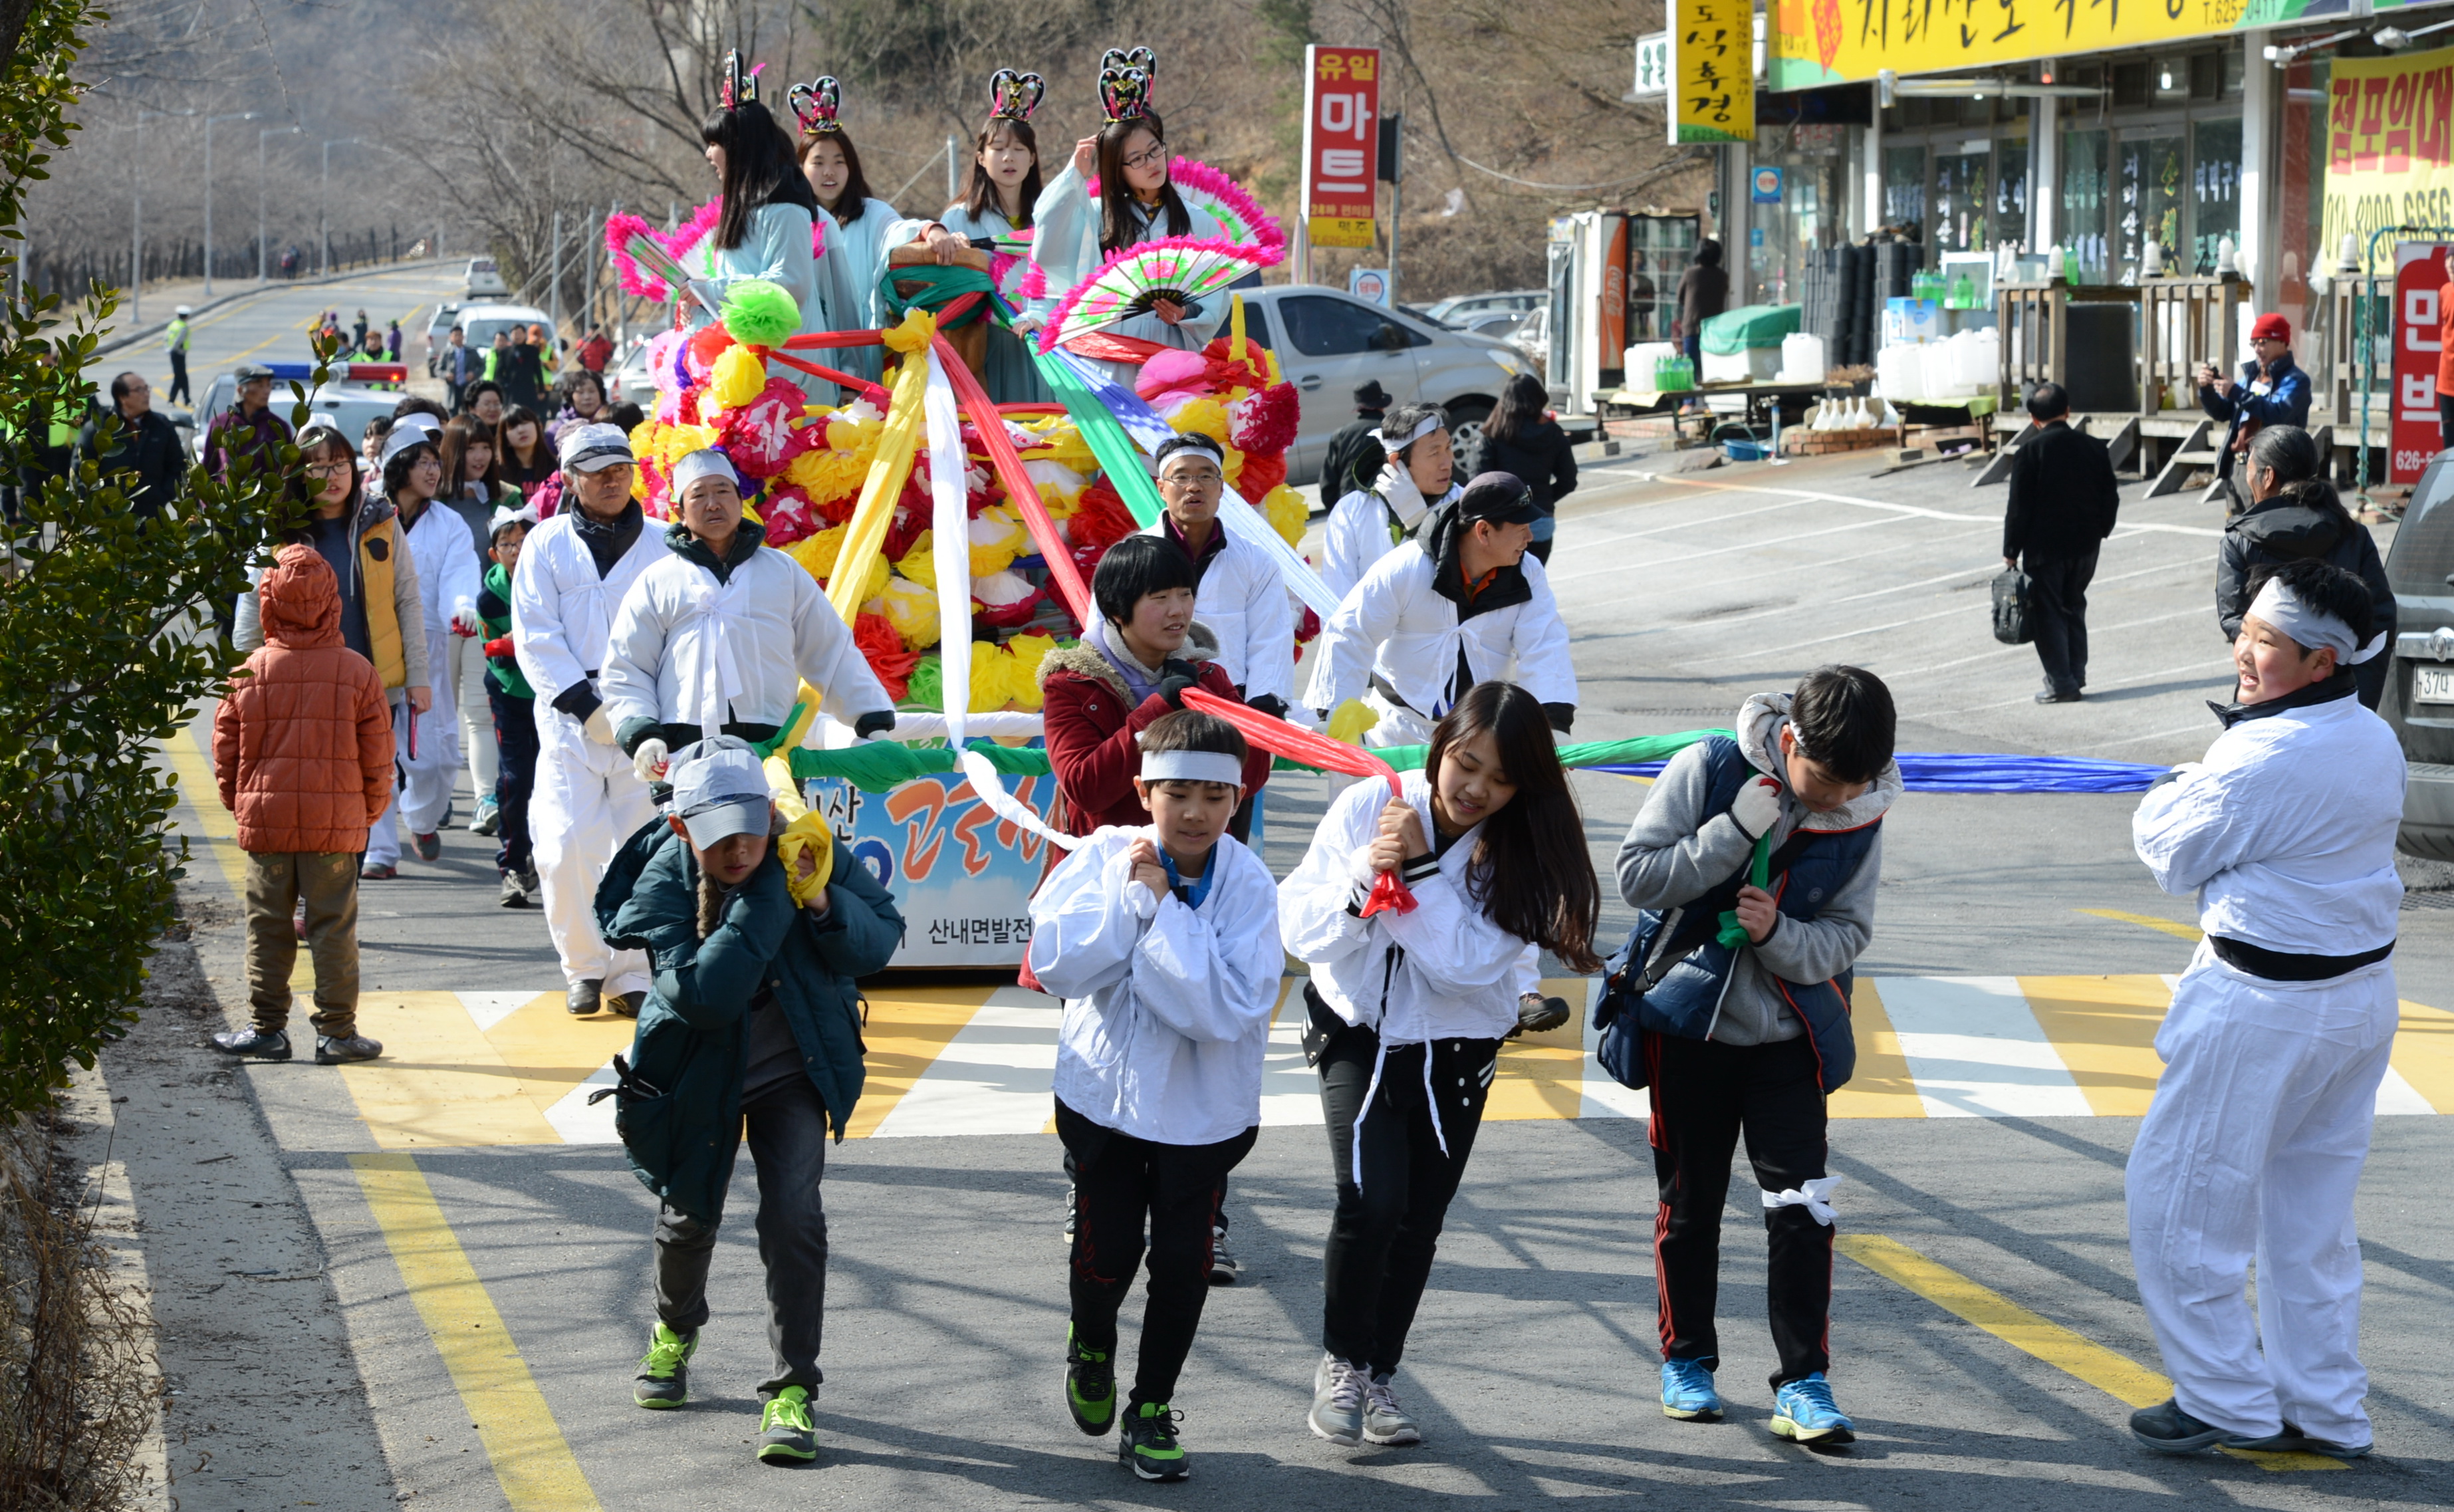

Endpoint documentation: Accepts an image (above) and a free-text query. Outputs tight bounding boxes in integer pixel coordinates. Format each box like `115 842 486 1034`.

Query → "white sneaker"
1308 1354 1365 1446
1362 1370 1421 1446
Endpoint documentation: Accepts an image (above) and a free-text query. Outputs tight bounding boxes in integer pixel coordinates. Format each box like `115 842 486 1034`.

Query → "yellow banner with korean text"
1673 0 1755 144
1767 0 2431 93
2320 47 2454 275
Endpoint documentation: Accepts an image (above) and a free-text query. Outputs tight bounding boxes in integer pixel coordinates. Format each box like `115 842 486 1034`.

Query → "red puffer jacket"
215 545 396 853
1035 622 1273 835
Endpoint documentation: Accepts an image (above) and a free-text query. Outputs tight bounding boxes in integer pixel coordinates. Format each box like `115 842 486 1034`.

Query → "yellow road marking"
2078 907 2205 942
843 983 1003 1138
1828 977 1925 1117
340 994 565 1148
1839 1233 2342 1472
2392 999 2454 1114
2018 975 2170 1116
351 1154 604 1509
163 711 250 897
1489 977 1590 1120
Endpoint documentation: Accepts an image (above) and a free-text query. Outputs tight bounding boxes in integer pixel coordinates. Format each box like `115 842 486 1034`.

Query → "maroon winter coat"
1035 622 1273 835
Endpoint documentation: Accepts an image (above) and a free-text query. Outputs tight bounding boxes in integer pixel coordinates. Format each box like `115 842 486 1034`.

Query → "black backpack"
1991 567 2033 645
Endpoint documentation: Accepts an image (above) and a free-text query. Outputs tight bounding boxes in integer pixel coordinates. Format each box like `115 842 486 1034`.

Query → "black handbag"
1991 566 2034 645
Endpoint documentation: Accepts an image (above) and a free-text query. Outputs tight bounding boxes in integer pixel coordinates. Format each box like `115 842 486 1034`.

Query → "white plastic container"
1876 342 1923 404
1701 346 1782 384
1778 332 1826 384
1624 342 1677 387
1919 340 1963 401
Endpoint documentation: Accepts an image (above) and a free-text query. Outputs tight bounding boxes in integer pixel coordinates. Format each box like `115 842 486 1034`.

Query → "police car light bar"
258 362 409 385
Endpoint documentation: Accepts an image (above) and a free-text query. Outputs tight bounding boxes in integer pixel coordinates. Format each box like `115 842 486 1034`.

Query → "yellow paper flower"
1001 633 1057 711
968 505 1025 578
1261 484 1309 548
707 344 768 412
787 524 849 581
894 531 938 590
876 574 940 649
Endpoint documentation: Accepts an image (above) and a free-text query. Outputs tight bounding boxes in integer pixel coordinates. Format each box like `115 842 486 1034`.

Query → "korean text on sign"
1671 0 1753 145
1302 45 1381 249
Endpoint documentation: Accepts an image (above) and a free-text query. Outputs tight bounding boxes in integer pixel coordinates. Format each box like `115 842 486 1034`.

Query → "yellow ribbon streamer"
765 754 837 906
824 309 939 625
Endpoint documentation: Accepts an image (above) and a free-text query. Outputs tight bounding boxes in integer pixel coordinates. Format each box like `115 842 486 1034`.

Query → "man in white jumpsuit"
512 424 666 1017
2126 559 2401 1459
369 416 479 871
602 450 897 782
1315 406 1460 603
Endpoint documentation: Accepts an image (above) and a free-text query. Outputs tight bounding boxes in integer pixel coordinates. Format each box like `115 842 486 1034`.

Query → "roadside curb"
90 259 454 359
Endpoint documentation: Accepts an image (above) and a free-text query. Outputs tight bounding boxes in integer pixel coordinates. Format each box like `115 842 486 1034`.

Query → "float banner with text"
1767 0 2439 93
2322 48 2454 279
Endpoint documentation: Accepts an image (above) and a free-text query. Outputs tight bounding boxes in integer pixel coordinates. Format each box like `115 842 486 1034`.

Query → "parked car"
2383 451 2454 858
1461 309 1529 342
610 336 659 409
1419 288 1548 330
463 257 509 298
424 302 461 376
451 302 554 359
189 361 410 465
1229 284 1531 486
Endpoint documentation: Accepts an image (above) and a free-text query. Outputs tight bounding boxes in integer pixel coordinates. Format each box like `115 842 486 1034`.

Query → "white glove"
582 707 616 746
632 737 669 783
450 608 483 636
1729 775 1783 841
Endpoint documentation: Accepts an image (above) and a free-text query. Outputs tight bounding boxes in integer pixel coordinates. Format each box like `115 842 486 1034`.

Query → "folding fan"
1166 159 1287 261
616 225 724 320
1039 237 1271 351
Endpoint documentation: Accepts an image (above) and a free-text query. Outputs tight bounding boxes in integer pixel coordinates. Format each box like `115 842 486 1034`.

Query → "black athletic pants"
489 685 537 876
1056 1098 1255 1410
2021 547 2098 696
168 350 190 406
1316 1009 1501 1374
1646 1031 1834 1390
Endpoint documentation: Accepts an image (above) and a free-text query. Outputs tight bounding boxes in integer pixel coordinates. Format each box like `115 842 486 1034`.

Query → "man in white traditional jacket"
1316 405 1461 603
2125 559 2403 1461
370 416 480 872
1138 433 1296 718
511 424 668 1017
602 449 897 784
1307 470 1578 749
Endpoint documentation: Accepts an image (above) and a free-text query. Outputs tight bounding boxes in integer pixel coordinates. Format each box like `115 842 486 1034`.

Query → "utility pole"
202 112 261 297
259 124 300 285
1379 113 1405 307
549 210 564 352
947 134 960 205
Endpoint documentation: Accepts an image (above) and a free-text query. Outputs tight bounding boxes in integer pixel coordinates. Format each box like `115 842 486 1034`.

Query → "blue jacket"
596 820 904 1224
2200 353 2310 478
1594 737 1880 1092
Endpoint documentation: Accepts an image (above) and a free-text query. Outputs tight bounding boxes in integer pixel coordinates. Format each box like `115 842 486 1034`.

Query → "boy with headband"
1025 709 1281 1483
2125 559 2401 1459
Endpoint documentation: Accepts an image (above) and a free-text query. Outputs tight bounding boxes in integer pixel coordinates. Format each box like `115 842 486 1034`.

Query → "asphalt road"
116 424 2454 1509
109 262 463 406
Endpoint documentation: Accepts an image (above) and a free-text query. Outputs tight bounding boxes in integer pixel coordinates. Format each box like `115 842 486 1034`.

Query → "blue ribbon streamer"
1594 753 2169 795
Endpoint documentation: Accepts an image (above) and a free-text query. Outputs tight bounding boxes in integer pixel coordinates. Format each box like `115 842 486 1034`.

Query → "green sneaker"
757 1385 818 1464
632 1323 695 1409
1065 1325 1116 1436
1118 1400 1189 1482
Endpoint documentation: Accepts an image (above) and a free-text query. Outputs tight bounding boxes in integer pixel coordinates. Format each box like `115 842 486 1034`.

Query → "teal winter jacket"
595 820 904 1224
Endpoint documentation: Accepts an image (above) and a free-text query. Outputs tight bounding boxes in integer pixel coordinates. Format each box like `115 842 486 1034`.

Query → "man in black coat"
82 372 189 521
1316 380 1393 505
2004 382 2121 703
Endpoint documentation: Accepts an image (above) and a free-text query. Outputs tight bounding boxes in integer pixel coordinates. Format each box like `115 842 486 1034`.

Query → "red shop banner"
1302 45 1380 250
2392 241 2453 485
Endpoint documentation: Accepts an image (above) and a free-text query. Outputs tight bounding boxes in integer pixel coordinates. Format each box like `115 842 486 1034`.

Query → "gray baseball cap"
668 738 773 849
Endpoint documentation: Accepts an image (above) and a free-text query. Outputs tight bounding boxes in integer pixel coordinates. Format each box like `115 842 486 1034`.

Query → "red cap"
2251 313 2291 344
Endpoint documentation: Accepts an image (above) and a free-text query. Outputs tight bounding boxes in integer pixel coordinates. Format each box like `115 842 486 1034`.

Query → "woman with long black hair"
1279 680 1603 1451
1029 57 1224 384
694 63 825 392
793 76 910 376
930 69 1053 402
1476 372 1577 566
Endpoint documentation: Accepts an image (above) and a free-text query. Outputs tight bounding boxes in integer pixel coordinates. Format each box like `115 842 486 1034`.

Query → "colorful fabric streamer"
822 315 933 624
1179 688 1415 916
933 336 1091 623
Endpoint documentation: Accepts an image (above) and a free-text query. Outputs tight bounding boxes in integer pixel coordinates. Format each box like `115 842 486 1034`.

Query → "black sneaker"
2130 1399 2231 1453
1515 992 1571 1036
756 1384 817 1464
412 830 442 861
634 1323 696 1409
2223 1422 2374 1458
566 979 604 1016
314 1033 382 1064
498 872 529 908
1118 1400 1189 1481
607 991 644 1019
1065 1326 1116 1436
211 1027 291 1060
1207 1225 1239 1285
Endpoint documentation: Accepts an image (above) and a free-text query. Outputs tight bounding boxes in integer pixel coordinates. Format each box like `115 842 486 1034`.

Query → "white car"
1229 284 1531 486
451 302 554 360
463 257 509 299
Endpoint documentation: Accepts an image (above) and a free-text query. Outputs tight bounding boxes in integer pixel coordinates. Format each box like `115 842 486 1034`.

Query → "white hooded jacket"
600 529 892 740
1279 771 1528 1045
400 499 480 644
1028 826 1282 1146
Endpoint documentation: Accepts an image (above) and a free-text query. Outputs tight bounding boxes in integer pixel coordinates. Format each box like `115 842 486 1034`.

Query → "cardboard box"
1882 297 1941 346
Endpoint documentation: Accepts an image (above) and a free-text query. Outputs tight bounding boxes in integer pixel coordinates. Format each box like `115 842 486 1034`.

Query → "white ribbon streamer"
923 346 1081 852
1760 1175 1843 1227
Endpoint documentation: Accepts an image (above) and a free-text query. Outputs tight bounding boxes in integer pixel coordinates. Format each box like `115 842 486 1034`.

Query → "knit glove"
582 707 617 746
1729 774 1782 841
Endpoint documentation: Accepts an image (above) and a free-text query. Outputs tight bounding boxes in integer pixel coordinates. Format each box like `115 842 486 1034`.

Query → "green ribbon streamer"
783 729 1735 795
1715 828 1773 950
877 263 999 328
1031 346 1166 527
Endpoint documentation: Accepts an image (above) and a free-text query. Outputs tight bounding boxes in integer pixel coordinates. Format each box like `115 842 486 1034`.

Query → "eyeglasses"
1121 144 1169 170
304 460 353 477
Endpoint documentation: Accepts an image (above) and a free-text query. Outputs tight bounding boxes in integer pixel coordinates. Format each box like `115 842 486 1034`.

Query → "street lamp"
128 108 195 324
259 124 301 285
202 110 261 297
320 138 363 276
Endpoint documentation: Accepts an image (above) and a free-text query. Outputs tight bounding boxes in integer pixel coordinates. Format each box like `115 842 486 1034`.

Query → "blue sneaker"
1660 1358 1723 1421
1771 1373 1855 1445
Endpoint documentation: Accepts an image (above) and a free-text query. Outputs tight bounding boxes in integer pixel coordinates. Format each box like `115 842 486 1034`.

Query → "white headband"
1140 749 1244 785
1372 414 1445 452
672 449 739 497
1157 436 1225 472
2247 577 2386 664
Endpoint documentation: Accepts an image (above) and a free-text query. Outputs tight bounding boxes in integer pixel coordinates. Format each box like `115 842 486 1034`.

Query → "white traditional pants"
449 631 499 803
2126 941 2398 1446
529 707 654 993
367 634 463 866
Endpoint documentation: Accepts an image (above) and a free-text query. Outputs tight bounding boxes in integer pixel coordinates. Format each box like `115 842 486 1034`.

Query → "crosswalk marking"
303 975 2454 1150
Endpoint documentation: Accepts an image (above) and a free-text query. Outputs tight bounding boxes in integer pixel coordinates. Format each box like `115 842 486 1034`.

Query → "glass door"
1993 132 2030 254
2119 130 2185 280
1882 146 1928 245
2190 117 2243 275
2061 128 2111 284
1932 148 1992 257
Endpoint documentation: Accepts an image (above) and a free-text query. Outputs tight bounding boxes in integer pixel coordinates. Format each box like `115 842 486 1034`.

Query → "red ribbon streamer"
1178 688 1417 916
933 333 1092 624
1062 330 1172 365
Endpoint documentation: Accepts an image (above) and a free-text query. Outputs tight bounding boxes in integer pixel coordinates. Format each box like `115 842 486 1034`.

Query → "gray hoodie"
1614 692 1901 1046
